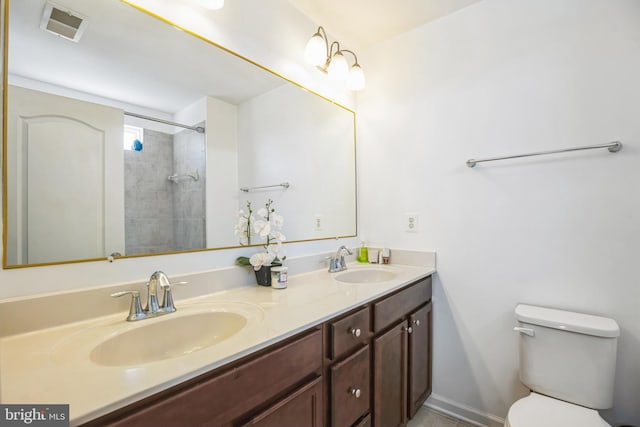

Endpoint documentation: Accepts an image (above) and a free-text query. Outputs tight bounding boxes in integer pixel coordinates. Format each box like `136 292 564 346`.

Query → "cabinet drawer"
91 329 322 427
329 306 370 360
242 377 323 427
373 276 432 332
353 414 371 427
330 345 370 427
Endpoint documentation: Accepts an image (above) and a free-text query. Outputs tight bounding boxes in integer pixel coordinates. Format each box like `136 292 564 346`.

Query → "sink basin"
335 268 397 284
90 311 246 367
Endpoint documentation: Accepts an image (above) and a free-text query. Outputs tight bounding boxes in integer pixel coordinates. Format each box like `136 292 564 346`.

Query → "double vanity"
0 251 435 426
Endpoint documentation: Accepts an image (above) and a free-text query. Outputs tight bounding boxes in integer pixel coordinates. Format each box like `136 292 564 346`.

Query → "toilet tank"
514 304 619 409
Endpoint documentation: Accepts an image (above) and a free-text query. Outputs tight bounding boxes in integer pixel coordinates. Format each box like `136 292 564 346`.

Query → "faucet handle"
160 280 188 289
111 290 146 322
160 281 188 312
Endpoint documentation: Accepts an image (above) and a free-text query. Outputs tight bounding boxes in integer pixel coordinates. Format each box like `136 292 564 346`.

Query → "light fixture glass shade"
304 34 327 66
328 51 349 81
194 0 224 10
347 64 366 91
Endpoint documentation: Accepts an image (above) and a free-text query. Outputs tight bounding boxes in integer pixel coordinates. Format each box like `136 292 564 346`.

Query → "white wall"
0 0 357 299
237 83 356 243
357 0 640 425
205 96 240 247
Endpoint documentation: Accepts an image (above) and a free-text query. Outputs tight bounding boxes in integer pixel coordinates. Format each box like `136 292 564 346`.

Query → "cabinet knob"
349 387 361 398
413 319 421 327
349 327 361 337
402 326 413 334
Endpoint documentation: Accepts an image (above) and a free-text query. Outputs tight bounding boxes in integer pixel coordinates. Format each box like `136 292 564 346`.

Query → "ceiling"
8 0 484 116
9 0 285 115
286 0 482 49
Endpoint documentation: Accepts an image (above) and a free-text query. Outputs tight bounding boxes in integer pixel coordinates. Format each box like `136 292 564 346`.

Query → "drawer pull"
349 387 362 398
348 327 362 337
413 319 421 327
402 326 413 334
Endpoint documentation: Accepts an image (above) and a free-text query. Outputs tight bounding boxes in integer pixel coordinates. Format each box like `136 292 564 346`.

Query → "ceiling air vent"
39 2 88 42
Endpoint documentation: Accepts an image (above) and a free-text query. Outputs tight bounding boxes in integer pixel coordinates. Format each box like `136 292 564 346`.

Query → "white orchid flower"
257 207 268 218
236 216 247 229
249 252 275 270
253 219 271 238
270 231 286 242
267 242 285 259
270 213 284 228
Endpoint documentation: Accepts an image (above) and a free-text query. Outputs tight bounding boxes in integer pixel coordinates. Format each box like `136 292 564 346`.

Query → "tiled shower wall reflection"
173 127 206 251
124 126 206 255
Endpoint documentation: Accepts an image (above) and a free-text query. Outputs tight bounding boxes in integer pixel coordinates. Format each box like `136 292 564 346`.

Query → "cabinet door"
407 302 432 418
242 377 323 427
373 320 408 427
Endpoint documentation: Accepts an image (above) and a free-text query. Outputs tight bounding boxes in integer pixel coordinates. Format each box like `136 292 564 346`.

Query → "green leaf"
236 256 251 266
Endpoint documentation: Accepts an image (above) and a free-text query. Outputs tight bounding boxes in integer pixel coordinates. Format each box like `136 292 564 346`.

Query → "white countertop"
1 262 434 425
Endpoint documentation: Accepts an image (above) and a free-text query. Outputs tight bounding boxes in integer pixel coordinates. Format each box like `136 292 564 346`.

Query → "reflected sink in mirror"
90 311 246 367
335 268 397 284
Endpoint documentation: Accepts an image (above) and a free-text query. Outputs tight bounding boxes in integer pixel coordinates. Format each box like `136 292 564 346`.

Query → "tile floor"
408 406 478 427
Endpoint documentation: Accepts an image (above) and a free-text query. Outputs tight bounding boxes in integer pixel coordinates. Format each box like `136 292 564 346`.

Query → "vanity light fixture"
193 0 224 10
304 26 366 91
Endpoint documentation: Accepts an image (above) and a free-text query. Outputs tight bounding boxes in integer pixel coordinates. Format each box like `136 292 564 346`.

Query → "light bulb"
347 64 366 91
327 51 349 81
304 33 327 66
194 0 224 10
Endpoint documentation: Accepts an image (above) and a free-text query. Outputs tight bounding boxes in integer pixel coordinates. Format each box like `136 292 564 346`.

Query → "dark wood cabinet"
408 302 432 418
353 414 371 427
329 345 370 427
324 305 372 427
82 329 323 427
372 276 432 427
373 320 408 427
328 306 371 360
242 377 323 427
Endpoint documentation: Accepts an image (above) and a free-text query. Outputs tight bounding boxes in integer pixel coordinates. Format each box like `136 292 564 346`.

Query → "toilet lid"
507 393 610 427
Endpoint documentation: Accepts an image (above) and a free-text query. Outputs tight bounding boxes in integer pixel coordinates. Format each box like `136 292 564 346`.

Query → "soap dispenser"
357 241 369 263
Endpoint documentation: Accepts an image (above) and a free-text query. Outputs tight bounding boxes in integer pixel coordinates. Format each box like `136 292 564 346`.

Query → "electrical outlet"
314 214 323 231
405 213 419 233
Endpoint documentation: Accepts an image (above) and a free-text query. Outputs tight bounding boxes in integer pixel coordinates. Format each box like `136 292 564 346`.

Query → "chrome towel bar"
240 182 290 192
125 111 205 134
466 141 622 168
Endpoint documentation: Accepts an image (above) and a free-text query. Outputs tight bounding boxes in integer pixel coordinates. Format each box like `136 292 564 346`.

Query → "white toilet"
505 304 620 427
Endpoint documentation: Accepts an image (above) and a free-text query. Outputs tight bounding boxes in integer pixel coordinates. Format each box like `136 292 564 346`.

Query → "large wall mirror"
2 0 357 268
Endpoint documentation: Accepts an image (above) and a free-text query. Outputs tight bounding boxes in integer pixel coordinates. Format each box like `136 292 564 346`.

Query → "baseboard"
425 393 505 427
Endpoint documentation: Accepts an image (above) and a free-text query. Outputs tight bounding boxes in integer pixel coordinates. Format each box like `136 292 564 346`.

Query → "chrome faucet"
328 245 352 273
111 271 187 321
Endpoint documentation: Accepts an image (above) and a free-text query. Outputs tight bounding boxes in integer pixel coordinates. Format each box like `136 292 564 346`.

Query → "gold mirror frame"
1 0 357 269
